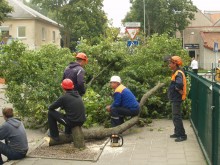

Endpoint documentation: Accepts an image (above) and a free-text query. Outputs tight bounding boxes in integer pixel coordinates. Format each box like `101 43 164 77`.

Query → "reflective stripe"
115 84 126 93
77 69 81 75
60 118 67 125
111 116 119 119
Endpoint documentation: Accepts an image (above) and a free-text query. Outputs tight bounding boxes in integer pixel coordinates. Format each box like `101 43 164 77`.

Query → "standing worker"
190 57 198 74
168 56 187 142
63 52 88 96
106 76 140 127
47 79 86 141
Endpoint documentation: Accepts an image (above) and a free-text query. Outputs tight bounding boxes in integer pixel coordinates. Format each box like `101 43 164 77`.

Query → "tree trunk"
49 82 165 146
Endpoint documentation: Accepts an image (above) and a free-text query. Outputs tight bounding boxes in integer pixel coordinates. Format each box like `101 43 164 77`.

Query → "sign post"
214 42 218 69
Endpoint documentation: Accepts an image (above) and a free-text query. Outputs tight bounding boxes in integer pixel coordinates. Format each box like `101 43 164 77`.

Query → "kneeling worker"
106 76 140 127
48 79 86 141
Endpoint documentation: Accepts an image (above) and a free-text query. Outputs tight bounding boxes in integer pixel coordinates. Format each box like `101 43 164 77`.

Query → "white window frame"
52 31 55 43
42 27 46 41
17 26 26 38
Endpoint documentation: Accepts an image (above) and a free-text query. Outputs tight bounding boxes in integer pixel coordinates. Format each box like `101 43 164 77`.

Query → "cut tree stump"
72 126 85 148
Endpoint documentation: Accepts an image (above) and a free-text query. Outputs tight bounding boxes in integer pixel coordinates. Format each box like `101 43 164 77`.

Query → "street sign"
214 42 218 52
126 28 140 40
214 42 219 69
127 40 139 47
184 44 199 49
125 22 141 27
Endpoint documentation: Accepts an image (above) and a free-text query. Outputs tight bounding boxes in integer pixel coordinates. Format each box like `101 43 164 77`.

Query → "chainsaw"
110 134 123 147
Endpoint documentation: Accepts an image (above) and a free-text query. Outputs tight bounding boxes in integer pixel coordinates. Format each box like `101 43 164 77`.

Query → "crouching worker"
0 107 28 164
48 78 86 141
106 76 140 127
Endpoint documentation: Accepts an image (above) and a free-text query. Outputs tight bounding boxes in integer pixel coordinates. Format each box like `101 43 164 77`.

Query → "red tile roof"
200 32 220 50
204 12 220 24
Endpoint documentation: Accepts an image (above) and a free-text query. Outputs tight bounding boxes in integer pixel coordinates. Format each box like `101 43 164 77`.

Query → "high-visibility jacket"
171 70 187 101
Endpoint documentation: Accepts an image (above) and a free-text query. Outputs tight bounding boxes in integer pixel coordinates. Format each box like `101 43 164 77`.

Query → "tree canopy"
0 0 13 25
123 0 197 37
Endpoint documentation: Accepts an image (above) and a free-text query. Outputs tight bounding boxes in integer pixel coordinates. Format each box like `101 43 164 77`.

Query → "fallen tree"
49 82 165 146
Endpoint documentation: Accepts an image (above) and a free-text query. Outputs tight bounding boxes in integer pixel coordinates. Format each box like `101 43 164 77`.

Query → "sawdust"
28 138 109 161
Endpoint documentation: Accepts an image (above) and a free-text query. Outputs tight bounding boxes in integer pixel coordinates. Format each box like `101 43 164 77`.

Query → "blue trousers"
0 141 26 165
171 101 186 137
110 107 139 127
48 110 83 137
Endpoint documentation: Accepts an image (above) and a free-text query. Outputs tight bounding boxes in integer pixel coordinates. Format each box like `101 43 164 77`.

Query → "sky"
103 0 220 28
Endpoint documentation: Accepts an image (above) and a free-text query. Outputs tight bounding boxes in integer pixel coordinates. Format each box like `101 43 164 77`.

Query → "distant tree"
30 0 108 48
23 0 48 16
123 0 197 37
0 0 13 25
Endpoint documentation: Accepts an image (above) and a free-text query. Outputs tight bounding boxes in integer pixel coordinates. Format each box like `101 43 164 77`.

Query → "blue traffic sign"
127 40 139 47
214 42 218 52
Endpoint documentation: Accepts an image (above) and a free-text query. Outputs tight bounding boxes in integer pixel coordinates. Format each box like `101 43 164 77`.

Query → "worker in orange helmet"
47 79 86 141
62 52 88 96
168 55 187 142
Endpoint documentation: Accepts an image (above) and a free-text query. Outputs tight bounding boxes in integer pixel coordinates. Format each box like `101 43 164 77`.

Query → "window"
189 51 195 58
17 26 26 38
42 27 46 40
52 31 55 42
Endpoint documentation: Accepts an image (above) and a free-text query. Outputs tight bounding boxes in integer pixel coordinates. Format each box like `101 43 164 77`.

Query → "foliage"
83 88 112 128
0 41 72 127
0 33 192 128
0 0 13 24
124 0 197 37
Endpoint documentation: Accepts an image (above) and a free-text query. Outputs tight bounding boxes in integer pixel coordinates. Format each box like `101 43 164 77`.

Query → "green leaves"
0 0 13 24
0 41 72 126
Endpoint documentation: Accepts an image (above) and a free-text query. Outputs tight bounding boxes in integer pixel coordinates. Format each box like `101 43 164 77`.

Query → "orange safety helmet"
61 79 74 90
76 52 88 64
170 56 183 66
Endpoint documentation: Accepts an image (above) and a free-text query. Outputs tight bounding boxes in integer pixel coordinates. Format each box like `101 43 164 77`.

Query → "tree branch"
86 62 112 88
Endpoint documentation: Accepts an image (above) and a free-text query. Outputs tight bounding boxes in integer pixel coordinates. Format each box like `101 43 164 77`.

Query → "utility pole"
143 0 146 43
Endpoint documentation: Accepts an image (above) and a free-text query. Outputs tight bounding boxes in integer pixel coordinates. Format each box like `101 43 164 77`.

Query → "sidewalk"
0 84 207 165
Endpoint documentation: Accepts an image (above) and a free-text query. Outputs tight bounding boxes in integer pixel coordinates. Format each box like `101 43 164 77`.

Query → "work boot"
175 135 187 142
170 134 179 138
47 132 60 141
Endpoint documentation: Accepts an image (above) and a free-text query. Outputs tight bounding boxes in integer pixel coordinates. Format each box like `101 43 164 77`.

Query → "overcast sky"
103 0 220 28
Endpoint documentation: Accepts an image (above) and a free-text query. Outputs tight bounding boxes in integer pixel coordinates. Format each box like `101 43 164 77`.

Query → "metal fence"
188 71 220 165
